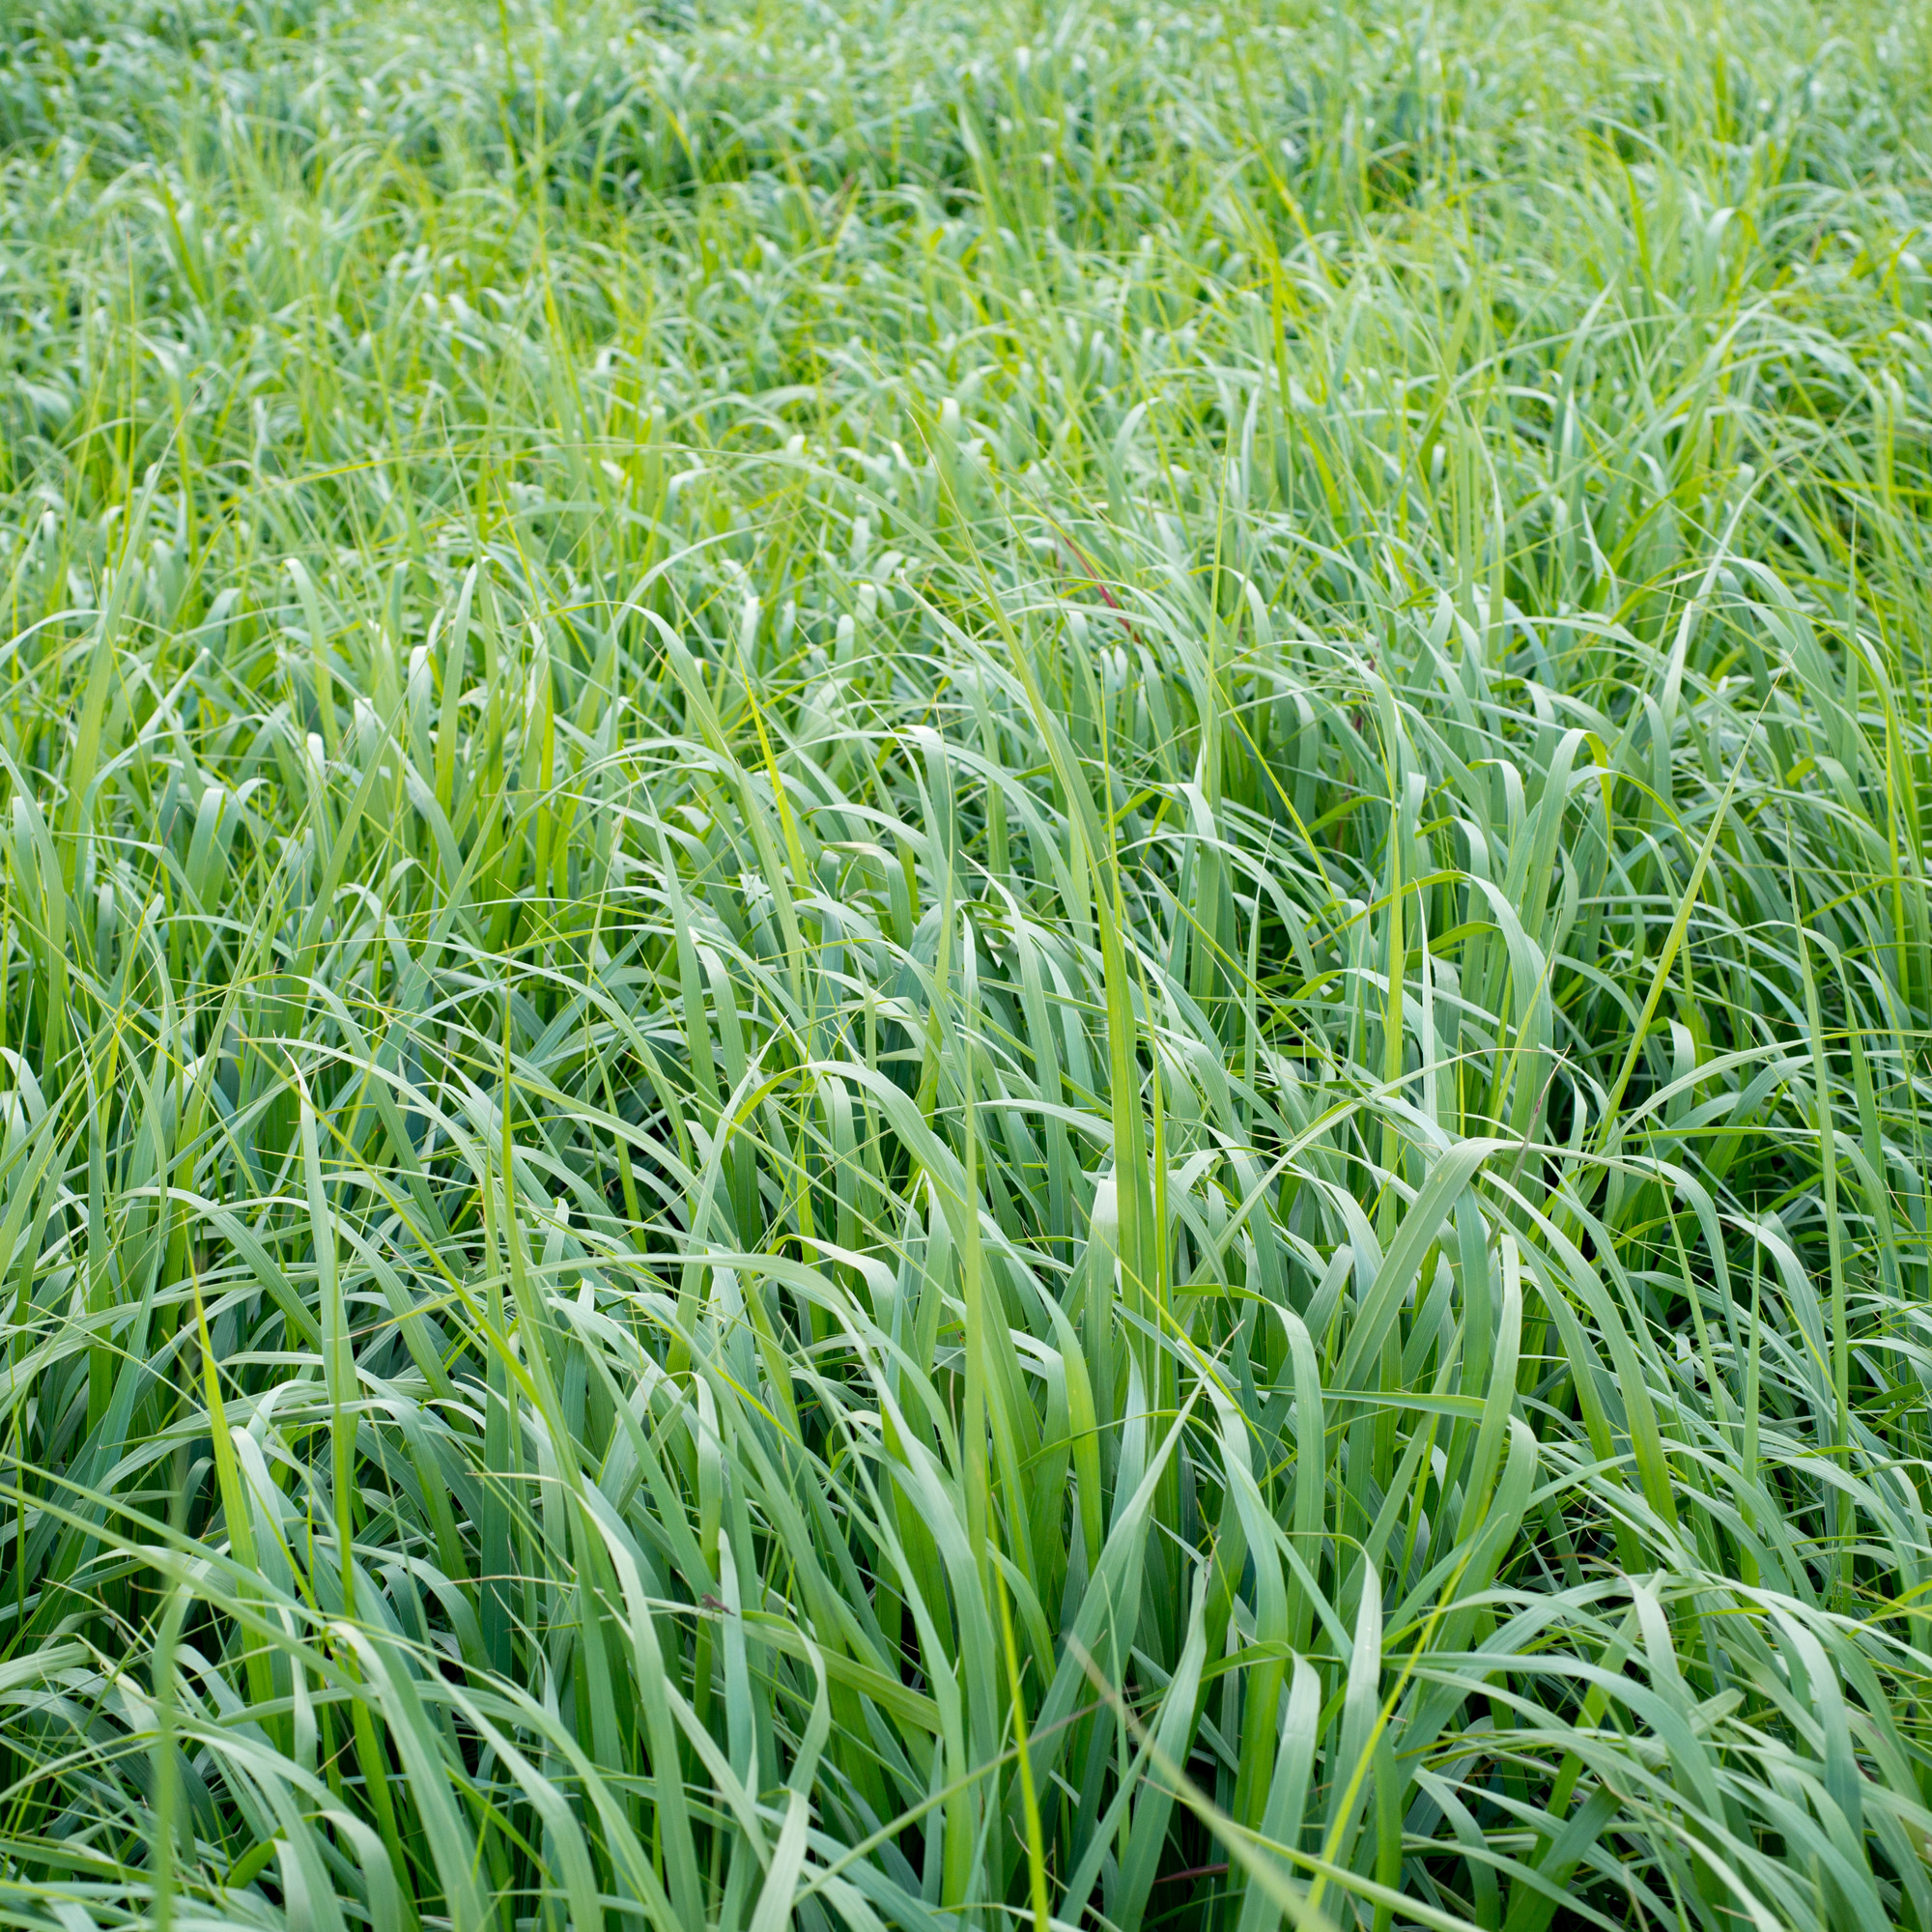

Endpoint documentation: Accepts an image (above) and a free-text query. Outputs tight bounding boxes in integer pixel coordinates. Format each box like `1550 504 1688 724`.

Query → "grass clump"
2 0 1932 1925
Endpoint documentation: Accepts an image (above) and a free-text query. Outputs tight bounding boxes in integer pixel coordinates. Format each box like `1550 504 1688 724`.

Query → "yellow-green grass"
2 0 1931 1926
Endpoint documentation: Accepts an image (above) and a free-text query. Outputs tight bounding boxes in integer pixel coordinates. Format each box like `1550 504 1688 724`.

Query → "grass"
0 0 1930 1924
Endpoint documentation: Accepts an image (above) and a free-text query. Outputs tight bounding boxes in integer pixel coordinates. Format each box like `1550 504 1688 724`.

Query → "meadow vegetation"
2 0 1932 1925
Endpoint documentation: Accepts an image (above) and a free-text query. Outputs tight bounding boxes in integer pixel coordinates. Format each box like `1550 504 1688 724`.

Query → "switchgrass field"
2 0 1931 1925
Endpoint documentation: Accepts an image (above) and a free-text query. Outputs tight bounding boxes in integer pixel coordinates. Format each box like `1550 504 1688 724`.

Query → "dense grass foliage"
2 0 1932 1925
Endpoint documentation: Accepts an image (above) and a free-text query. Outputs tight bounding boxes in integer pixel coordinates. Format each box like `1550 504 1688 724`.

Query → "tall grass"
1 0 1930 1925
